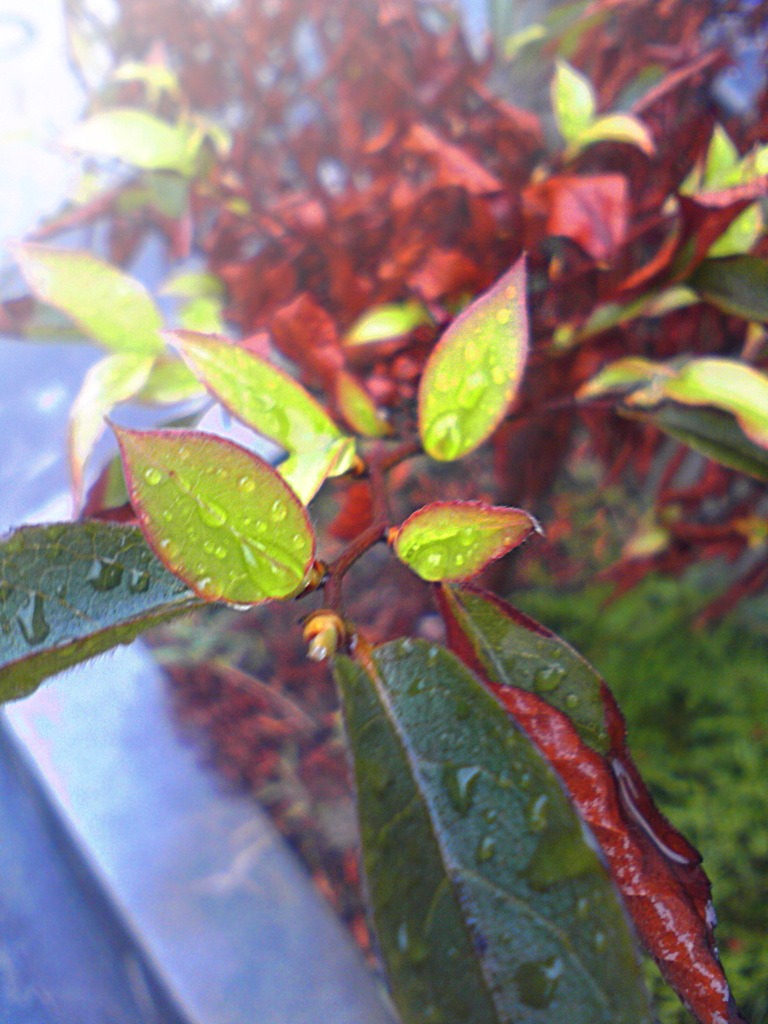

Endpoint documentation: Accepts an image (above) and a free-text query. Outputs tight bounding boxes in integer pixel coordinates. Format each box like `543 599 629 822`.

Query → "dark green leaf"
690 255 768 322
333 640 651 1024
439 585 610 755
0 522 202 702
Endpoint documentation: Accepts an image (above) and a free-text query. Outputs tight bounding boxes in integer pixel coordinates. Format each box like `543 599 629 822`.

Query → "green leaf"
552 60 595 144
661 358 768 448
577 356 666 401
707 204 761 259
63 109 202 175
169 330 356 501
702 125 740 190
690 255 768 322
116 427 315 605
69 352 155 503
418 257 529 461
159 270 225 299
135 356 208 405
344 301 431 345
333 640 651 1024
336 370 392 437
391 502 537 581
630 403 768 482
0 522 202 702
15 244 165 355
568 113 655 158
439 584 611 754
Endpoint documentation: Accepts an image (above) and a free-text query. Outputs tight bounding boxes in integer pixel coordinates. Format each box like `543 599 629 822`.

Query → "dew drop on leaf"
514 956 563 1010
143 467 163 485
87 558 124 592
533 664 566 693
127 568 150 593
527 794 549 832
238 475 256 493
565 692 580 709
214 545 227 559
198 499 228 528
576 896 590 919
16 593 51 646
271 499 287 522
442 764 481 815
476 835 496 863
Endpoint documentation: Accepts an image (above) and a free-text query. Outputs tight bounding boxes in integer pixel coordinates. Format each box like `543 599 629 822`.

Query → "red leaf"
437 584 747 1024
524 174 630 264
269 293 344 390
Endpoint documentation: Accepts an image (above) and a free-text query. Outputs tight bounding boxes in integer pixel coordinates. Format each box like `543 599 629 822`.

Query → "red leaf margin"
436 583 747 1024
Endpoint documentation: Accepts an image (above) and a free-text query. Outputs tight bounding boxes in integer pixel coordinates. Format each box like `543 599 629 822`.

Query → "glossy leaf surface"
570 114 655 158
344 300 430 345
169 330 356 501
116 427 315 605
64 109 200 174
440 585 746 1024
0 522 201 702
69 353 155 505
391 502 537 581
15 244 165 355
437 584 610 754
418 256 529 461
691 255 768 322
333 640 651 1024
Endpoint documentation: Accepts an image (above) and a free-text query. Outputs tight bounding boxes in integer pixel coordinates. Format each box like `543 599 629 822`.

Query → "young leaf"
0 522 202 703
436 583 610 754
552 60 596 144
343 300 430 345
335 371 392 437
115 427 315 605
63 109 201 175
333 640 652 1024
418 256 529 461
391 501 537 581
168 330 356 501
69 353 155 505
134 356 208 405
568 113 655 158
661 358 768 448
15 244 165 355
439 585 747 1024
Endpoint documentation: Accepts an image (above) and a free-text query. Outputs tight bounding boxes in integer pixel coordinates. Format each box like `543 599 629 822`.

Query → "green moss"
512 570 768 1024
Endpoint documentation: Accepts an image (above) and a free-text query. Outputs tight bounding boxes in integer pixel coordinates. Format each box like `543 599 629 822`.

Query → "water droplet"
426 551 444 571
159 538 179 559
197 576 213 590
576 896 589 918
198 499 228 528
127 568 150 593
565 692 579 710
518 770 531 790
464 339 480 363
239 476 256 493
214 545 228 559
435 371 450 392
491 365 507 385
143 467 163 485
476 835 496 863
271 499 287 522
87 559 124 592
16 593 50 646
458 526 475 547
533 664 566 693
483 808 498 824
594 931 606 951
55 584 67 599
527 794 549 832
427 645 439 665
496 307 511 325
442 764 481 815
514 956 563 1010
454 552 465 567
425 411 461 460
397 923 409 952
203 539 216 555
457 372 486 410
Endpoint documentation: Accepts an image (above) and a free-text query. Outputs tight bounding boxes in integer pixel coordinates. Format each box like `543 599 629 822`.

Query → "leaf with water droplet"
14 244 165 355
418 257 529 461
68 352 155 507
437 583 611 753
168 330 356 501
332 640 651 1024
0 521 203 702
116 426 315 605
391 501 538 582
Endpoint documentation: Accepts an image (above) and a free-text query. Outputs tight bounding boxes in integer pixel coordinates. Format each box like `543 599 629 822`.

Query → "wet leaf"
437 584 610 754
15 244 165 355
552 60 595 144
690 255 768 322
418 256 528 461
438 586 746 1024
69 353 155 505
391 502 537 581
344 300 430 345
335 371 392 437
115 427 315 605
333 639 651 1024
0 522 202 702
169 330 356 501
64 108 201 175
